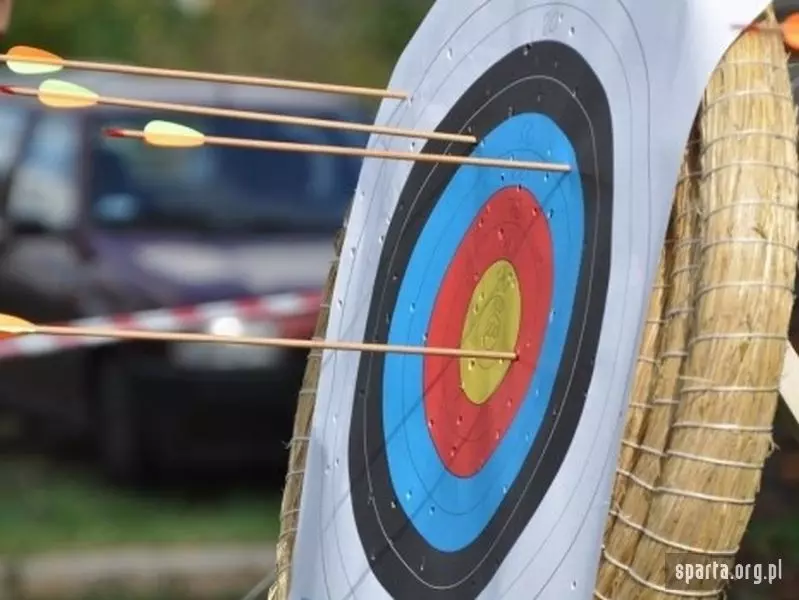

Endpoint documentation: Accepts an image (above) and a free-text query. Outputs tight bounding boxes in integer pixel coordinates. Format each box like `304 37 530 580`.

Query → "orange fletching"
0 313 36 339
6 45 63 74
783 13 799 50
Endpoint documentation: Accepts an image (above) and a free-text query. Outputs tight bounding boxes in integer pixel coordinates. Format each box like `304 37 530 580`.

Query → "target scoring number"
348 38 613 598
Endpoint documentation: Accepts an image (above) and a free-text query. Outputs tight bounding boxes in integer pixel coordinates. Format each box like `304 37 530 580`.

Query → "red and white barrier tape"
0 290 322 360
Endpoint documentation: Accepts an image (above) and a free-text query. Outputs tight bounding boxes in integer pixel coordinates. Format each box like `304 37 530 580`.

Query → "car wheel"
95 359 149 484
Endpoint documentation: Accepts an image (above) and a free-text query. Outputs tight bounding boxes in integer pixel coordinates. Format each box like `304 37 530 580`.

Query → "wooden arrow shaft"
8 85 474 144
27 324 516 361
0 53 407 99
112 128 571 173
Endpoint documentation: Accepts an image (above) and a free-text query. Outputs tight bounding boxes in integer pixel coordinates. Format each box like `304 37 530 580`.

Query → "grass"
78 589 244 600
0 456 281 556
745 517 799 562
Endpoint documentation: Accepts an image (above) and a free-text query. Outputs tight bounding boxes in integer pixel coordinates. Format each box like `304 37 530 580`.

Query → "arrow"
106 119 572 173
0 313 517 361
733 12 799 50
0 45 408 100
4 45 61 75
31 79 97 108
0 79 476 144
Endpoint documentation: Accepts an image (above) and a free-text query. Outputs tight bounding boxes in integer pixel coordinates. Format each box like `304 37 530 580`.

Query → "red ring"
423 186 553 477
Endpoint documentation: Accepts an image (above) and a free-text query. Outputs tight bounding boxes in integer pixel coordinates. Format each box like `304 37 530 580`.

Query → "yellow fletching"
6 45 63 75
143 120 205 148
0 314 36 337
38 79 98 108
784 13 799 50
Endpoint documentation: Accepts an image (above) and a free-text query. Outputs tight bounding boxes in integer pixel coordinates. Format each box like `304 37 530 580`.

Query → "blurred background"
0 1 431 599
0 1 794 599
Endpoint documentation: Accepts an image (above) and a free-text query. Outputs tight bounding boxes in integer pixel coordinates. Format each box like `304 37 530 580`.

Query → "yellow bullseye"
459 259 521 404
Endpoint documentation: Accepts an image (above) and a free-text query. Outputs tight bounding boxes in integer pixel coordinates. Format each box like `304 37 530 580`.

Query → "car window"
87 106 364 233
0 103 30 176
6 112 81 231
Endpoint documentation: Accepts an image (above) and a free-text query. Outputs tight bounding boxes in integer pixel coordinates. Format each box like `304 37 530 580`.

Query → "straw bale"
598 136 703 596
597 7 798 598
268 222 346 600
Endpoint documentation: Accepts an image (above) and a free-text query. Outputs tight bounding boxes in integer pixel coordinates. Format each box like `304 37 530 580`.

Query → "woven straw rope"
268 217 347 600
597 8 798 598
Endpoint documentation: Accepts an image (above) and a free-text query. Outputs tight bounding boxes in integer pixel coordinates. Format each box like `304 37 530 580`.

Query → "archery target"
350 43 613 581
290 1 770 599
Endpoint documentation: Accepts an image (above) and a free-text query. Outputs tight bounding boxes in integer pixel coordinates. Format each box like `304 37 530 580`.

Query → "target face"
289 0 752 598
348 41 611 596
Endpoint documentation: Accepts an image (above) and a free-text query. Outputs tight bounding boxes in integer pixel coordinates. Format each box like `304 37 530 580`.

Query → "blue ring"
382 114 585 551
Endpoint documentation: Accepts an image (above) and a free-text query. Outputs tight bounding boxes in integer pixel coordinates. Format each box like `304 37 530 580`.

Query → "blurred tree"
1 0 433 86
359 0 432 67
334 0 433 85
4 0 149 61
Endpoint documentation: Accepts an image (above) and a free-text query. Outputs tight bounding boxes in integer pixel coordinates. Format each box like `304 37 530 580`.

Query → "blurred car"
0 71 366 481
0 74 35 208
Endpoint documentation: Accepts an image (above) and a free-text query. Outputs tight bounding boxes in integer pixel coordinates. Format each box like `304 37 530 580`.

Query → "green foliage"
2 0 434 85
361 0 432 64
0 458 279 555
74 586 243 600
5 0 143 61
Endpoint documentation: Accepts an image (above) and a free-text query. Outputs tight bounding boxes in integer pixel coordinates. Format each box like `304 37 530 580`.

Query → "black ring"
348 40 613 598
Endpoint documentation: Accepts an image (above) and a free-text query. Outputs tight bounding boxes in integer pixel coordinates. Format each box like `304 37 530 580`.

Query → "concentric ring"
348 39 614 597
423 185 552 478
